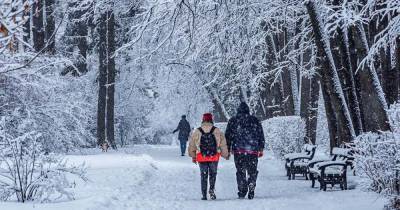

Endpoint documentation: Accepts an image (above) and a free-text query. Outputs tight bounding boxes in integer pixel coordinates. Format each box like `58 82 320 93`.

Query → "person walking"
188 113 229 200
173 115 191 156
225 102 265 199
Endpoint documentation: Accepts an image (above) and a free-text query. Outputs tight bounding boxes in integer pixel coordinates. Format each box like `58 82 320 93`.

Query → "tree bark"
45 0 55 54
382 45 399 105
105 11 116 149
263 33 284 117
61 0 88 75
32 0 45 51
306 0 355 147
336 28 363 135
328 0 363 135
320 79 339 150
97 10 107 147
350 23 391 132
23 0 30 44
396 37 400 101
207 87 229 122
279 28 295 116
301 76 319 144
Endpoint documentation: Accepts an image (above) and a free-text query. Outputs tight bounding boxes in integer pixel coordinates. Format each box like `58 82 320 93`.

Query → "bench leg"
319 178 326 191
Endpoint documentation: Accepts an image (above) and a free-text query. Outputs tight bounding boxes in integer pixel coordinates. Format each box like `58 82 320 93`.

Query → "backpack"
198 126 217 157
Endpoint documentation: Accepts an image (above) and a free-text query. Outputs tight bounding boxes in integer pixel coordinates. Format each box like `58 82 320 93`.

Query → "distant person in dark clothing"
173 115 191 156
225 102 265 199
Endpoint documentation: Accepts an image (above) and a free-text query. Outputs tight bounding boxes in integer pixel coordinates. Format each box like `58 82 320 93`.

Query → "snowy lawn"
0 145 386 210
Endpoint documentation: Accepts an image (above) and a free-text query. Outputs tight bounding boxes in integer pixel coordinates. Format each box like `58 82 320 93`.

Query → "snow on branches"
0 0 31 53
355 104 400 206
0 131 87 202
1 54 97 152
262 116 306 159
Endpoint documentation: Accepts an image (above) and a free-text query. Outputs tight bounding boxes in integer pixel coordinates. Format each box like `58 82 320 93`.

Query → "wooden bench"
284 144 317 180
308 147 354 191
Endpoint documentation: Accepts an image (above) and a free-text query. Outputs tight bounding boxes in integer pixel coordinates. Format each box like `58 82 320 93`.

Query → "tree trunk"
306 0 355 147
336 28 363 135
97 10 107 147
263 33 284 117
320 79 339 150
207 87 229 122
105 11 116 149
23 0 30 44
301 76 319 144
350 24 391 132
61 0 88 75
396 37 400 101
279 29 295 116
348 28 366 131
32 0 45 51
45 0 55 54
382 45 399 105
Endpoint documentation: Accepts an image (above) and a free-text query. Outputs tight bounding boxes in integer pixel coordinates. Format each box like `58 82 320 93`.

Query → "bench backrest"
302 144 317 159
332 147 354 161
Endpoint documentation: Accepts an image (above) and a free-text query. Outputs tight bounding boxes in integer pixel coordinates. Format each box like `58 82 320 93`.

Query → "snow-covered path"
0 145 386 210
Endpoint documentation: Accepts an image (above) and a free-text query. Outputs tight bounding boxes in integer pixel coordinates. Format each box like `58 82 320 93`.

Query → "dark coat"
225 102 265 153
173 118 191 141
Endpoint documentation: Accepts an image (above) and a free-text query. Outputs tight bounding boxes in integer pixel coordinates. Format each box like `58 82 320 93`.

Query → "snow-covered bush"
1 54 96 152
262 116 306 159
354 132 400 195
355 105 400 209
0 0 30 53
0 131 87 202
388 102 400 133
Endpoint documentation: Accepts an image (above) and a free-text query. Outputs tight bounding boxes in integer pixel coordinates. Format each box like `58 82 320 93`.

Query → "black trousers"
179 139 187 155
234 154 259 197
199 162 218 196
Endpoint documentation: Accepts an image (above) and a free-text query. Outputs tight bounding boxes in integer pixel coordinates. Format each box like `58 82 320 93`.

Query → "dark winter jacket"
173 118 191 141
225 102 265 154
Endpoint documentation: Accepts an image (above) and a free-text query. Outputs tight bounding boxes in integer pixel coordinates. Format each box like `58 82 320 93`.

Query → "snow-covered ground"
0 145 386 210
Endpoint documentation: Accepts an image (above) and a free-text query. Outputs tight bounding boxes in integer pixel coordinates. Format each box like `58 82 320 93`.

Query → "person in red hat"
188 113 229 200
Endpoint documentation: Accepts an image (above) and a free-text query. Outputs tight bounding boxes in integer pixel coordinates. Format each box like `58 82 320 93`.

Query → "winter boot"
202 191 207 200
248 183 255 200
209 190 216 200
238 192 246 199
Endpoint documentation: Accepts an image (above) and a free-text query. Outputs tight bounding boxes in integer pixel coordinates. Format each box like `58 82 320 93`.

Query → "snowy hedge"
388 102 400 133
355 104 400 209
262 116 306 159
354 132 400 195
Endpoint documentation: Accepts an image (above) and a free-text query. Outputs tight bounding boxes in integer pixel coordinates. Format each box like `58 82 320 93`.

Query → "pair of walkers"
188 102 265 200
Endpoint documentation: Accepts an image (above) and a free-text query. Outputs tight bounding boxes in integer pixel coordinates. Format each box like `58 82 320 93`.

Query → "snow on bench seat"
309 161 347 176
284 153 311 160
332 148 353 157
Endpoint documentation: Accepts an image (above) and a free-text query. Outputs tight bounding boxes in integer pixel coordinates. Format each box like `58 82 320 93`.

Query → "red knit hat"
202 113 213 122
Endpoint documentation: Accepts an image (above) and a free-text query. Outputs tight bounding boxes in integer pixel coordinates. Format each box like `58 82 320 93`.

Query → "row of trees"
2 0 399 150
119 0 399 149
1 0 117 148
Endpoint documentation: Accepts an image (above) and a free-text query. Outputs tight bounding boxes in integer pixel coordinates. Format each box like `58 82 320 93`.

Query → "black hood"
237 102 250 115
